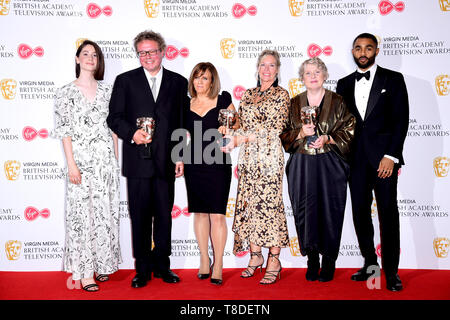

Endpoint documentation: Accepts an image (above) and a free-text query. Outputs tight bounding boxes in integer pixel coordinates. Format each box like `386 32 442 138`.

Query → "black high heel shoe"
197 257 211 280
260 252 282 285
210 263 223 285
240 251 264 278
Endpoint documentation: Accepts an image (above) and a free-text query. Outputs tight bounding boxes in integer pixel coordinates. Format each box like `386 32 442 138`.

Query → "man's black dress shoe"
386 274 403 292
351 264 380 281
154 270 180 283
131 273 150 288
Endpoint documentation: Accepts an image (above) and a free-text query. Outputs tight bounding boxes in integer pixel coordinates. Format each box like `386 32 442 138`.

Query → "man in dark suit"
107 30 187 288
336 33 409 291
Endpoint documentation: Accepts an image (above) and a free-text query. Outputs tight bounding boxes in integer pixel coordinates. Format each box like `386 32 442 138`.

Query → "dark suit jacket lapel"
156 67 172 105
365 67 386 121
348 73 362 122
137 67 156 115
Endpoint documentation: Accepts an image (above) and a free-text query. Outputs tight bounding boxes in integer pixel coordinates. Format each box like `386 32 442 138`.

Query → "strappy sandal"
240 251 264 278
82 283 99 292
260 252 282 285
95 273 109 282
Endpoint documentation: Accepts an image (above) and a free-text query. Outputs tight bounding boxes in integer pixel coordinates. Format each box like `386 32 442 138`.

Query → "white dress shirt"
355 64 377 120
354 64 398 163
144 66 163 100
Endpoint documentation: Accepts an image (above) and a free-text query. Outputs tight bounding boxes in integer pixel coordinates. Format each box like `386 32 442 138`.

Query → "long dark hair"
75 40 105 80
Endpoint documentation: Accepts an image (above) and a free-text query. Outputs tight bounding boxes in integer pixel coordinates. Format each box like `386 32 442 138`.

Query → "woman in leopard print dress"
222 50 289 285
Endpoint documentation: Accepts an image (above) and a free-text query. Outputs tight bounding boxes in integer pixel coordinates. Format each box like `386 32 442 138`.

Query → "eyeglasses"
137 49 160 57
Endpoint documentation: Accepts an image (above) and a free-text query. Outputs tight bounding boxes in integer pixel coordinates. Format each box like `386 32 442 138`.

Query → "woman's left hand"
309 135 328 149
220 135 236 153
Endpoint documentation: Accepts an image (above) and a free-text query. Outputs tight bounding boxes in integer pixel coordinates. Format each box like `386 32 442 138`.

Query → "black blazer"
336 66 409 168
107 67 188 178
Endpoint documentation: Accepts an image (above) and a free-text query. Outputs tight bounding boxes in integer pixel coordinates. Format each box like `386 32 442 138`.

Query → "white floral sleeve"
51 86 73 139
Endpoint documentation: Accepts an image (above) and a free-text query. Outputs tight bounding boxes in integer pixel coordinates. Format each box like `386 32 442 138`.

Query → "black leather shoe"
210 277 222 285
154 270 180 283
351 264 380 281
198 257 211 280
305 252 320 281
386 274 403 292
131 273 150 288
318 256 335 282
198 273 210 280
305 266 319 281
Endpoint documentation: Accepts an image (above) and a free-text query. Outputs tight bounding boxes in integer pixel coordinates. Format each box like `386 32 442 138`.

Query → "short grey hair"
298 57 329 82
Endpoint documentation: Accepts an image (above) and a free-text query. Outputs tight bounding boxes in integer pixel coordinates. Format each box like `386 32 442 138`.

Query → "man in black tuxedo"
336 33 409 291
107 30 187 288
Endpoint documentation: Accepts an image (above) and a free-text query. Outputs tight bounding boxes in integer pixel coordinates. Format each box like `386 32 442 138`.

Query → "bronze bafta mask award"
218 109 237 147
300 105 319 145
136 117 155 159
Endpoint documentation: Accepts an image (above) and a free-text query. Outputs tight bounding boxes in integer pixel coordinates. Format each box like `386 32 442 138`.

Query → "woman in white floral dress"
52 40 121 292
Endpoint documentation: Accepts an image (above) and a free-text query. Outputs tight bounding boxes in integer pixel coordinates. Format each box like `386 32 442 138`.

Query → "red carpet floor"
1 268 449 300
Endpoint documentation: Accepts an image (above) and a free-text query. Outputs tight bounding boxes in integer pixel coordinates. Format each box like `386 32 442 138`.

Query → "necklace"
258 86 271 97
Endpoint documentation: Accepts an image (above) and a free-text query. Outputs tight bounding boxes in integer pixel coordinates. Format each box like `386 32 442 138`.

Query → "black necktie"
356 71 370 81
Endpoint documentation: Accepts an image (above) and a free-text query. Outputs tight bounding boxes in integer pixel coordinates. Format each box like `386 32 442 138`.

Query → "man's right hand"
133 129 152 145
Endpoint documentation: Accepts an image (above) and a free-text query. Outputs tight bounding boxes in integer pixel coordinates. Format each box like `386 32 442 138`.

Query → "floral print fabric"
52 81 121 280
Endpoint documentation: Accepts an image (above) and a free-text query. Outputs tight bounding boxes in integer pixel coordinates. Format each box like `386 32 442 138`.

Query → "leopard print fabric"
232 86 290 255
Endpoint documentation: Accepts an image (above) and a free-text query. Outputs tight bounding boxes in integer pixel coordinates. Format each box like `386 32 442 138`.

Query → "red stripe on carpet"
0 269 449 300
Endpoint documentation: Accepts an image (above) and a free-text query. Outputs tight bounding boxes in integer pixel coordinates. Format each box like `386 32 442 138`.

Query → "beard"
353 54 376 70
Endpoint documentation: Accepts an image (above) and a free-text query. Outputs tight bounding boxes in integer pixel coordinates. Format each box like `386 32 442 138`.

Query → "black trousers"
349 157 401 276
127 176 175 275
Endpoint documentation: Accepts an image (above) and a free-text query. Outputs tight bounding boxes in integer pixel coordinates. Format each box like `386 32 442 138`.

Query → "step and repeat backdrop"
1 1 449 272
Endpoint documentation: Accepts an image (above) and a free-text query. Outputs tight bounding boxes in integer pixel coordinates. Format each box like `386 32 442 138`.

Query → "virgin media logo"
234 165 239 179
165 45 189 60
376 243 401 257
86 3 112 18
171 205 191 218
236 250 249 257
23 126 48 141
17 44 44 59
233 85 246 100
232 3 257 18
378 1 405 15
307 44 332 58
24 206 50 221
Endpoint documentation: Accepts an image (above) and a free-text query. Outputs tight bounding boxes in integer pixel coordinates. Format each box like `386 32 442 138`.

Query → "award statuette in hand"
218 109 237 147
136 117 155 159
300 105 319 146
